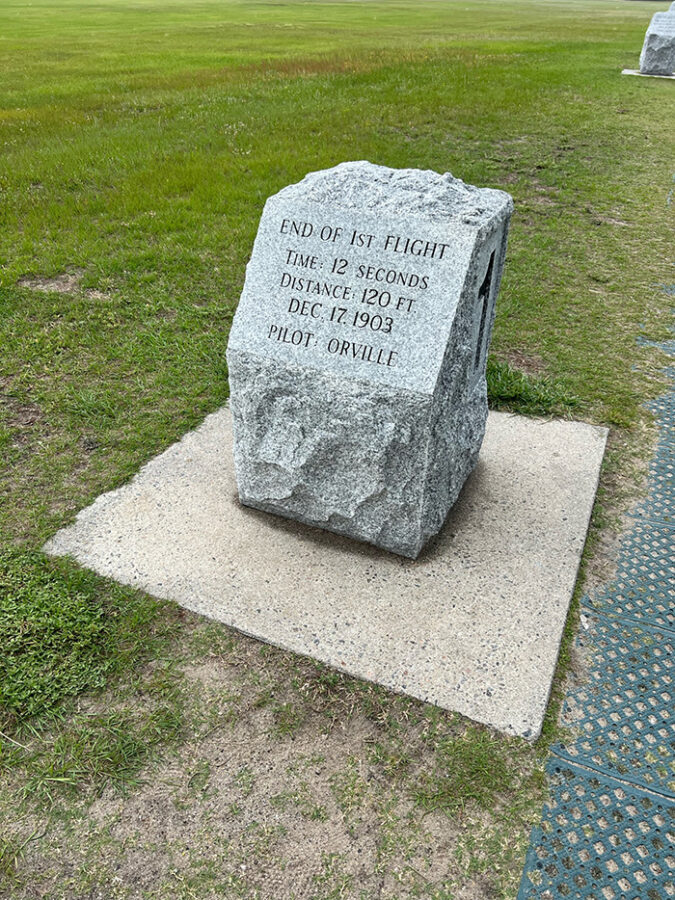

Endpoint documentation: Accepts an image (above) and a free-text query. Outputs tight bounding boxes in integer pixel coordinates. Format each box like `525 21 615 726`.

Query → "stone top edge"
267 161 513 225
649 10 675 24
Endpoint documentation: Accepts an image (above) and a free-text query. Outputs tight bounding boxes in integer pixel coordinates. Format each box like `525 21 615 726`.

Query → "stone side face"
227 162 513 558
422 224 508 546
228 352 434 556
639 12 675 75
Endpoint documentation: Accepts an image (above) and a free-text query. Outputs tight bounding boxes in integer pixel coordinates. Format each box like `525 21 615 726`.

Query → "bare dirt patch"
0 377 43 447
494 349 546 378
18 272 83 294
0 397 41 434
4 628 540 900
17 272 111 301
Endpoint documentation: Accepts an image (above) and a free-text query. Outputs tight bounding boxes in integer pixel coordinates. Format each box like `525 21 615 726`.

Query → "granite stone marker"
639 12 675 75
226 162 513 558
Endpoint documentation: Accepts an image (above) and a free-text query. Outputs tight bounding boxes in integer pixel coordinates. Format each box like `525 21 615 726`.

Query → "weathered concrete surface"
639 12 675 75
622 67 675 79
227 162 513 558
45 407 608 740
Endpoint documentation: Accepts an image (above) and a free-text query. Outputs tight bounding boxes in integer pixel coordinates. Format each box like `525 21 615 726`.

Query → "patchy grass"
0 621 546 898
0 549 182 731
0 838 21 883
1 0 673 543
415 727 526 815
0 0 673 896
21 704 185 804
486 357 579 417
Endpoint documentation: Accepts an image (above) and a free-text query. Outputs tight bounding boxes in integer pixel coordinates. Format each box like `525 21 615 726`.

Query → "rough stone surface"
226 161 513 558
639 12 675 75
44 406 608 740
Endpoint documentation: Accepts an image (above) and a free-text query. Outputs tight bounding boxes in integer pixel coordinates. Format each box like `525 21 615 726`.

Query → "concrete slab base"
45 407 607 740
622 68 675 79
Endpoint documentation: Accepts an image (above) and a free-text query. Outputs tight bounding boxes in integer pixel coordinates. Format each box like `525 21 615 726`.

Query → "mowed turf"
1 0 674 542
0 1 674 897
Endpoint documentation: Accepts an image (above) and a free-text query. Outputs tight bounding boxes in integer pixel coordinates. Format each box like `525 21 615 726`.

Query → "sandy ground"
1 623 542 899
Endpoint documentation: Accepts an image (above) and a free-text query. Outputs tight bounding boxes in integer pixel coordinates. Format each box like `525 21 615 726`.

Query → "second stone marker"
226 161 513 558
640 12 675 76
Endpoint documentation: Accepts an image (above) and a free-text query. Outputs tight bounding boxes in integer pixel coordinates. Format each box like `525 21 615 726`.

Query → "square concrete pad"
45 408 607 739
622 68 675 79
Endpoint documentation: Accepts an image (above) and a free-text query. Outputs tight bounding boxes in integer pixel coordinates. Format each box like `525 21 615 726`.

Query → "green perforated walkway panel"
557 616 674 798
518 321 674 898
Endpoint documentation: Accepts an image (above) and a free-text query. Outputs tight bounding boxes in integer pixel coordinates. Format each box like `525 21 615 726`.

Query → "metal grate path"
518 329 675 899
590 525 674 633
556 615 674 798
520 763 674 900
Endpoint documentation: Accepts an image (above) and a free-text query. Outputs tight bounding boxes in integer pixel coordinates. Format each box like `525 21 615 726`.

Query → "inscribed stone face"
226 162 513 557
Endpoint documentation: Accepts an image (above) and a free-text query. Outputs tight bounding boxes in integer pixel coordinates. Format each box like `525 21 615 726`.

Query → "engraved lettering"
280 219 313 237
383 235 451 260
288 297 323 318
326 337 398 367
267 323 315 348
285 248 319 269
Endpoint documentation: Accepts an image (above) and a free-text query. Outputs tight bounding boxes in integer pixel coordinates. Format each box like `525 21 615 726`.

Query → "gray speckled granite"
44 406 608 740
639 12 675 75
227 161 513 558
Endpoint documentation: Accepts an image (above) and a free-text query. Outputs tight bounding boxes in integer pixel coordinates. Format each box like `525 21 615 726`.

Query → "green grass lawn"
1 1 674 897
